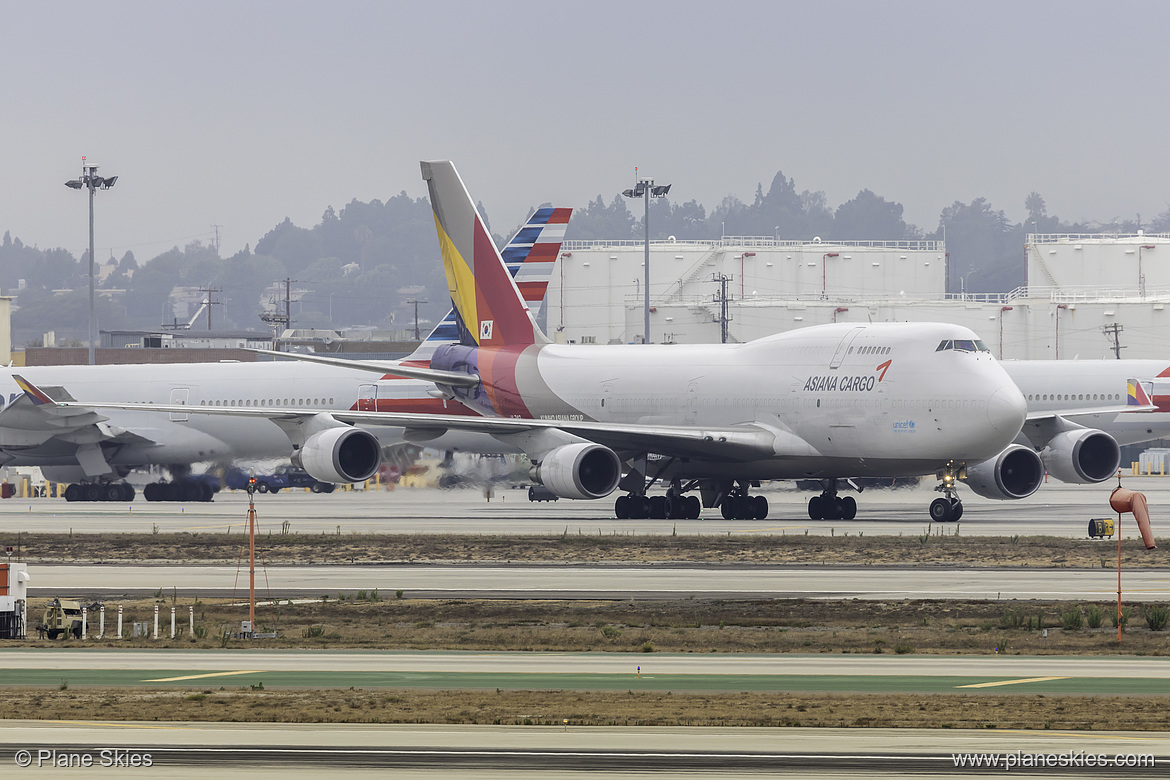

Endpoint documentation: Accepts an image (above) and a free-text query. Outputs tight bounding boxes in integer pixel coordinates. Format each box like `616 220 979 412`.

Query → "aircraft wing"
0 375 155 450
246 349 480 387
54 400 796 463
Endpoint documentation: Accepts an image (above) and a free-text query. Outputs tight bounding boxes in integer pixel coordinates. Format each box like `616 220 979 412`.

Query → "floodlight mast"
621 172 671 344
64 156 118 365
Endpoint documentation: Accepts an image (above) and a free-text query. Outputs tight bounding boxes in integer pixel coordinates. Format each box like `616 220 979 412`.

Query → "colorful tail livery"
1129 378 1153 407
421 161 549 349
410 205 569 364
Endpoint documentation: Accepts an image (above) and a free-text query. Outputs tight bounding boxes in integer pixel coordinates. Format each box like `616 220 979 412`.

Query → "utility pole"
711 273 733 344
407 298 428 341
210 224 222 255
258 278 296 348
1102 323 1125 359
198 286 222 330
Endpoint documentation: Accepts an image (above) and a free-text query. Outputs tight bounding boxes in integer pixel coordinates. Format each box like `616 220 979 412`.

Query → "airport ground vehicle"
224 465 335 494
39 597 86 640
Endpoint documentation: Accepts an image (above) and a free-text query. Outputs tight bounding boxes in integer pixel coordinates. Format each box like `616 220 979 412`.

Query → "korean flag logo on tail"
479 320 494 342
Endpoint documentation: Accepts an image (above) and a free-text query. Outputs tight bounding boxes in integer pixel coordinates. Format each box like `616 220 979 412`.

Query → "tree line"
3 170 1168 345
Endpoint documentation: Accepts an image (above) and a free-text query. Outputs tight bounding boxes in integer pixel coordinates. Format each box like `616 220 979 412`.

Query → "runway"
4 478 1167 538
3 650 1170 695
0 722 1164 778
27 562 1170 601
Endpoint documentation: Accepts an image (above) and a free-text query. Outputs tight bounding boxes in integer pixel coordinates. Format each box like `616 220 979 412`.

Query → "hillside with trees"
3 171 1168 346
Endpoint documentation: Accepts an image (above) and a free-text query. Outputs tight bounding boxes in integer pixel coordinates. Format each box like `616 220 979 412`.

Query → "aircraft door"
685 378 701 424
169 388 190 422
829 327 864 369
358 384 378 412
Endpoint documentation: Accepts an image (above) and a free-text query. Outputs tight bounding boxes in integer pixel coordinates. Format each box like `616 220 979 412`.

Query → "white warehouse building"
546 232 1170 361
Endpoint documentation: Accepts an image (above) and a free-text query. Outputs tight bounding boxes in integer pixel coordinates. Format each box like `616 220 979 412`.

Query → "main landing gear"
929 463 963 522
614 490 701 520
62 482 135 502
142 480 216 502
720 483 769 520
806 479 857 520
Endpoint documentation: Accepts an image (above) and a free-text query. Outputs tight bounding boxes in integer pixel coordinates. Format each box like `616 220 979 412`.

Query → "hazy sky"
3 1 1168 260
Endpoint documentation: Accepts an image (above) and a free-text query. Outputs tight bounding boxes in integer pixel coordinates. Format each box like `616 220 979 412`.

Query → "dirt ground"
15 595 1169 656
6 688 1170 731
4 529 1161 568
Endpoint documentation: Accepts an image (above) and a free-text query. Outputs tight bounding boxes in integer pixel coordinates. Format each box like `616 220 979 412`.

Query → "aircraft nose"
987 384 1027 435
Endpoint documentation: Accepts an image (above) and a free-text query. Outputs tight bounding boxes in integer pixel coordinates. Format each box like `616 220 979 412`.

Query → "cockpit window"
937 339 992 353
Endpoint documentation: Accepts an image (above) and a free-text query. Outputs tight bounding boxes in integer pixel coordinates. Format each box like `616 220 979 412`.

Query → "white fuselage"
0 361 496 478
505 322 1027 479
1003 358 1170 446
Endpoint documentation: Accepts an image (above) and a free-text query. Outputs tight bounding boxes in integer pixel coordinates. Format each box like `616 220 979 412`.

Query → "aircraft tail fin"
1128 379 1153 407
406 205 570 364
421 160 550 349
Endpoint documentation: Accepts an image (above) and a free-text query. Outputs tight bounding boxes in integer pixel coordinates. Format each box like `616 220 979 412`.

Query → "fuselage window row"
196 398 334 407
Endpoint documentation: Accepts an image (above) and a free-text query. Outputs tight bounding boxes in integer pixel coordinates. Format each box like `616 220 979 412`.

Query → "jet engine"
528 442 622 500
1040 428 1120 484
963 444 1045 500
292 427 381 483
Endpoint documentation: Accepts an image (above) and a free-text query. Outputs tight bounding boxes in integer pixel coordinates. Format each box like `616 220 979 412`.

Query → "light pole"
65 157 118 365
622 175 671 344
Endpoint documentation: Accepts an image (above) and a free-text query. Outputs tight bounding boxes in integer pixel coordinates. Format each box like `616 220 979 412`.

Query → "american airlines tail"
421 160 550 349
405 205 569 365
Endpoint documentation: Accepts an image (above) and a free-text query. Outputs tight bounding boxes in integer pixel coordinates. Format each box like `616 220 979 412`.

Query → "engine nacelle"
529 443 622 500
292 427 381 483
1040 428 1120 484
963 444 1045 500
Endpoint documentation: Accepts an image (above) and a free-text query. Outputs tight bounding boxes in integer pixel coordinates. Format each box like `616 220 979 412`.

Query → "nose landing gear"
930 463 963 522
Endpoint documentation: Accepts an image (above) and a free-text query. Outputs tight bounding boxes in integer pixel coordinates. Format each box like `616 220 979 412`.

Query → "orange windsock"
1110 487 1157 550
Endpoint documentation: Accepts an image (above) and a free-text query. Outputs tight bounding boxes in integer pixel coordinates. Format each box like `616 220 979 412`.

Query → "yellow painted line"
143 670 264 682
956 676 1070 689
51 720 192 730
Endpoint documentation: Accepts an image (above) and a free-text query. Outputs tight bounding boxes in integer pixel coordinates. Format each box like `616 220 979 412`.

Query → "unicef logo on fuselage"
892 420 916 433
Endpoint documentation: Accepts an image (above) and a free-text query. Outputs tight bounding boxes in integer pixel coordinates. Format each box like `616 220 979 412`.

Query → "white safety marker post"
117 605 123 639
170 607 176 639
81 607 87 640
153 605 159 640
99 605 105 639
189 606 194 637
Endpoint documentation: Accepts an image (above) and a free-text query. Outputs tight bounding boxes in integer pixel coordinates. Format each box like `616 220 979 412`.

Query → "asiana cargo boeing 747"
56 161 1034 521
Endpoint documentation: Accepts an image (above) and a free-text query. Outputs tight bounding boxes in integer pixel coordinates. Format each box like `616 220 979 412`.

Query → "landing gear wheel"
752 495 769 520
614 495 630 519
105 484 123 501
949 497 963 522
64 484 81 502
649 495 667 520
930 497 953 522
685 495 701 519
840 496 857 521
721 499 736 520
808 495 823 520
84 484 101 501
